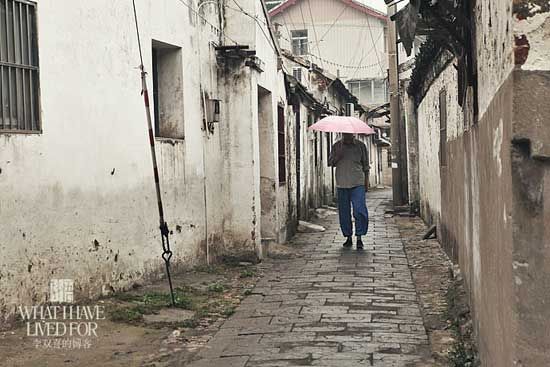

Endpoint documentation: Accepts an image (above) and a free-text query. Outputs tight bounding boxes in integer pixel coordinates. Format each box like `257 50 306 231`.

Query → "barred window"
0 0 40 132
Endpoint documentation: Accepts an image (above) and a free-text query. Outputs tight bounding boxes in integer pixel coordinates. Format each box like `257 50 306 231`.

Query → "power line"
227 0 278 54
297 1 312 64
347 32 384 79
314 4 348 48
307 0 324 70
175 0 240 46
346 14 370 67
364 14 386 77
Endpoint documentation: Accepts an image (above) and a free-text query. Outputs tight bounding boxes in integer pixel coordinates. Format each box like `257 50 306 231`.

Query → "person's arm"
328 141 344 167
360 143 370 189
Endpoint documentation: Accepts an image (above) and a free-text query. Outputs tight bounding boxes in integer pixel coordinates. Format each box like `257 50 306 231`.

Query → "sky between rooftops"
357 0 409 14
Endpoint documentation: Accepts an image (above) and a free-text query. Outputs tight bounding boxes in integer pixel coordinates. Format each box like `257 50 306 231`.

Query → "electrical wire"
175 0 240 46
227 0 278 54
306 0 324 70
297 1 312 64
314 4 348 48
364 14 386 77
346 14 370 67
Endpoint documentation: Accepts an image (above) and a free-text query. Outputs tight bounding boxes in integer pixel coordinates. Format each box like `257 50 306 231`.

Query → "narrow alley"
183 190 434 367
1 190 462 367
1 0 549 366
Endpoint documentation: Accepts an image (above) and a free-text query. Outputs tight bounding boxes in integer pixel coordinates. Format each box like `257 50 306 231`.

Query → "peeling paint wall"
416 63 461 226
475 0 515 117
0 0 220 324
513 0 550 71
0 0 286 327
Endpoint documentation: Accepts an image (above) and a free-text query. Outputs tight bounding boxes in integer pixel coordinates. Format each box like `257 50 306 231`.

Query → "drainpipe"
197 0 219 265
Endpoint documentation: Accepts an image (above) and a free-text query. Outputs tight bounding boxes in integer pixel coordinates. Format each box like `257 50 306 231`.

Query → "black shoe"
356 239 364 250
343 237 353 248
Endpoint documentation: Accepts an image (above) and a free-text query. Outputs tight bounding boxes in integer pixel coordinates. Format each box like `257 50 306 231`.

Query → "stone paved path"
186 190 430 367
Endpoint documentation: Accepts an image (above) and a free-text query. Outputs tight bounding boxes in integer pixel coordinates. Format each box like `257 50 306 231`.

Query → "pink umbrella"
308 116 376 135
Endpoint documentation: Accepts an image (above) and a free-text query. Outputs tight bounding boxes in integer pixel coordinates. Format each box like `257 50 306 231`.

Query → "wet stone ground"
181 190 436 367
1 189 464 367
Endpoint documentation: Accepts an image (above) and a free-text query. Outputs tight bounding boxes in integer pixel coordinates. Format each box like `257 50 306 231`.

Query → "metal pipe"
132 0 176 306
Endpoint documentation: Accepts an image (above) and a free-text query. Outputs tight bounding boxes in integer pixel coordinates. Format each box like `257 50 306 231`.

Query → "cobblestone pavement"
185 190 431 367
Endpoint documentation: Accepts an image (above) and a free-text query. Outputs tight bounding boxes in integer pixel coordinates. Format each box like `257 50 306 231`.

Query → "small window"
277 106 286 184
373 79 387 104
291 29 308 56
152 40 184 139
439 89 447 167
293 67 302 83
0 0 40 133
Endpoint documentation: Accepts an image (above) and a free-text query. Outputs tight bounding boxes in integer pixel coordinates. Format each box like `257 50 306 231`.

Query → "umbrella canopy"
308 116 376 135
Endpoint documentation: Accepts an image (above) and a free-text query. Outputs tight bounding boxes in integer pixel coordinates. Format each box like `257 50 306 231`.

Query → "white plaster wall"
417 62 462 222
475 0 514 117
0 0 226 316
220 0 284 257
0 0 285 322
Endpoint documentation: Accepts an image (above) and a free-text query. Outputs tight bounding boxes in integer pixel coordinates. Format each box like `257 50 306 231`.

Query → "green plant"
449 341 476 367
221 306 236 317
109 307 144 322
207 282 225 293
240 268 256 278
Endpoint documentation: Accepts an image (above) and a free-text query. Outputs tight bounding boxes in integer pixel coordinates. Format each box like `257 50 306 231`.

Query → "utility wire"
227 0 278 54
306 0 324 70
314 4 348 48
175 0 240 46
297 1 312 64
348 31 384 79
364 14 386 77
346 14 370 67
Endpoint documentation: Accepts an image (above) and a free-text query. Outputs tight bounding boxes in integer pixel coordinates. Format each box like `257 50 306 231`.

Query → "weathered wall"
414 1 550 365
417 66 515 367
511 2 550 364
511 69 550 366
417 64 456 226
0 0 285 326
0 0 221 323
474 0 514 117
415 1 518 365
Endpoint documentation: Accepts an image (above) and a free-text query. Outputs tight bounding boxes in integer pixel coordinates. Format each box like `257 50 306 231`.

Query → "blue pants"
337 186 369 237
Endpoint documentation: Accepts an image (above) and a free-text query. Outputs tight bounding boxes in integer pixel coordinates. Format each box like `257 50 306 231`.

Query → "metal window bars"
0 0 39 132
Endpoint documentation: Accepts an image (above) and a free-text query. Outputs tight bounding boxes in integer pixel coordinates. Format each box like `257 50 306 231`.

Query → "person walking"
328 133 370 250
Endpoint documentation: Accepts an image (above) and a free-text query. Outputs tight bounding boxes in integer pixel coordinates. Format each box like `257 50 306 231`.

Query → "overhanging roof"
269 0 388 21
366 102 390 120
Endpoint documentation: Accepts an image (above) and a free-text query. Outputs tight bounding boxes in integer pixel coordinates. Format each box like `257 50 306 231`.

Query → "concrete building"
0 0 295 328
268 0 389 108
392 0 550 365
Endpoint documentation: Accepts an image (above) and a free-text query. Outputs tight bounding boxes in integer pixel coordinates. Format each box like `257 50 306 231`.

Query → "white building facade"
269 0 388 108
0 0 292 327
